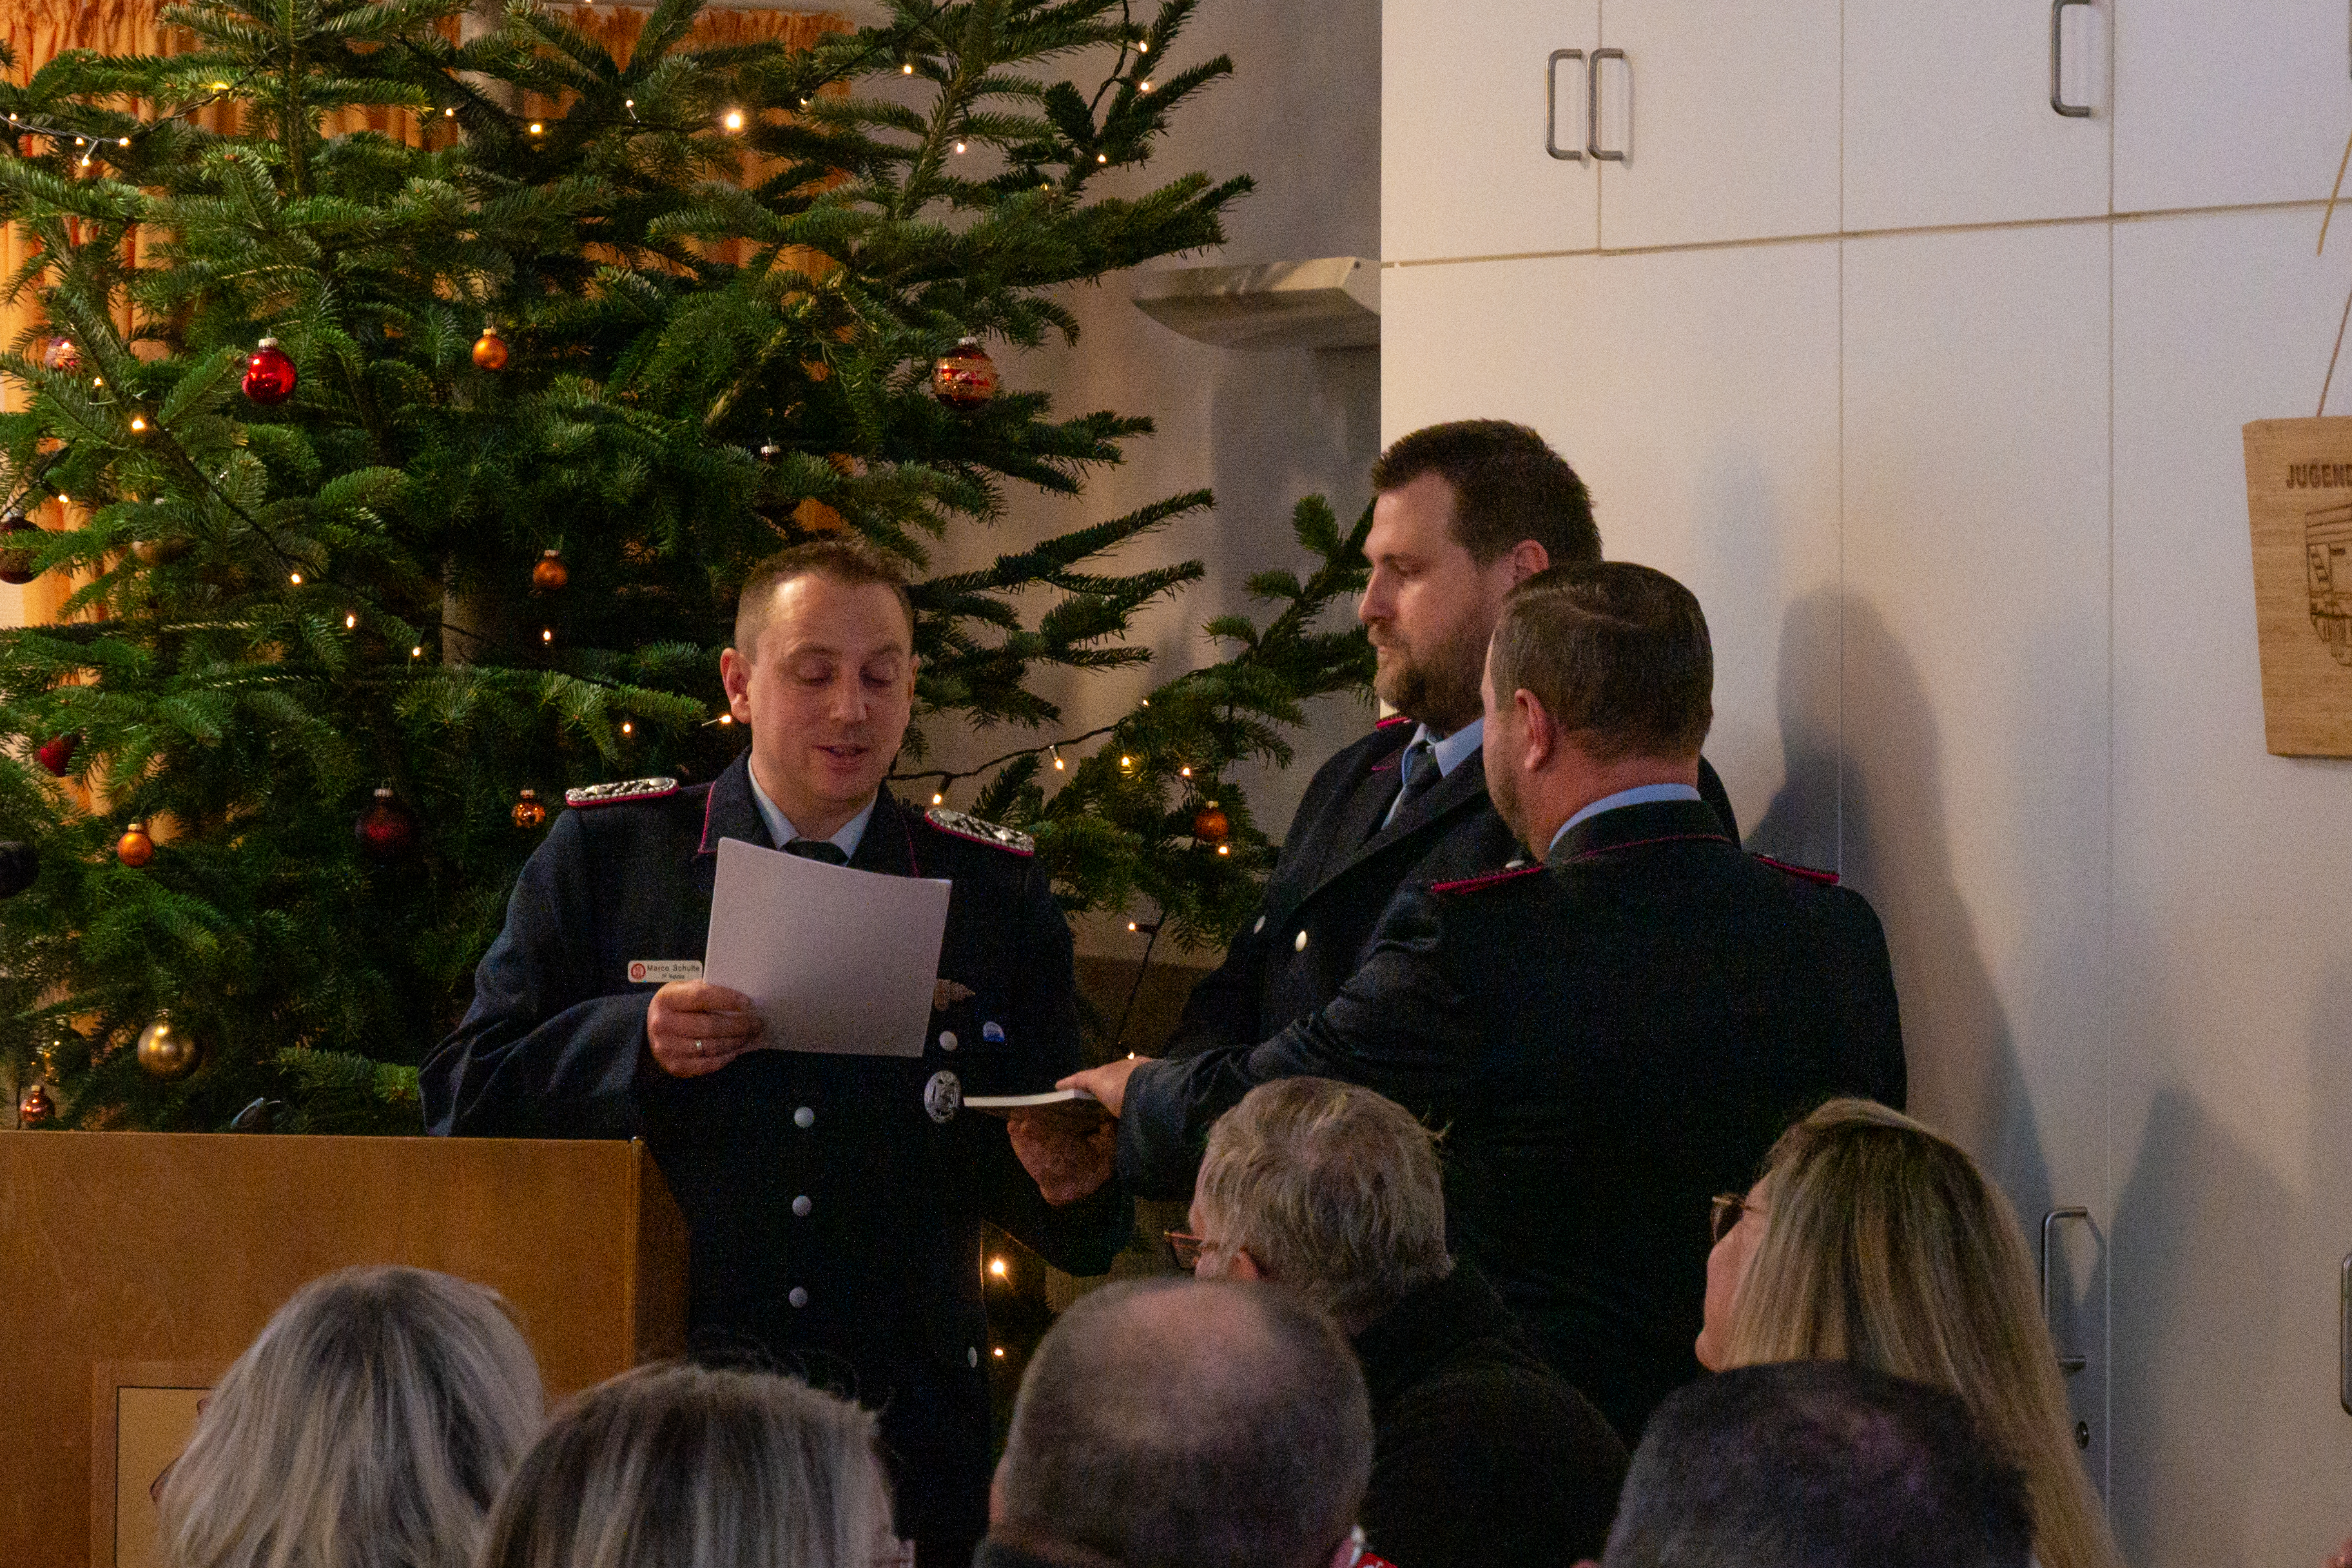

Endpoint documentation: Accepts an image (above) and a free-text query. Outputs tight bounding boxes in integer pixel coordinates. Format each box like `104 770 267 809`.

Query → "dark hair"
995 1279 1373 1568
1604 1360 2034 1568
1369 420 1600 567
1488 561 1712 762
733 539 915 657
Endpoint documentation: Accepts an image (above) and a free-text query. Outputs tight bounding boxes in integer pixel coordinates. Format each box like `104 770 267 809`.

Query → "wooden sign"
2244 418 2352 755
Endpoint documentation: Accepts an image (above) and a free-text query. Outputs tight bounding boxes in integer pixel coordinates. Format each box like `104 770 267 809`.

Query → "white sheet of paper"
702 836 952 1058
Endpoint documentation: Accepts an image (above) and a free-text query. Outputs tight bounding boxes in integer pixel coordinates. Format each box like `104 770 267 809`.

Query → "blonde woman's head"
157 1264 545 1568
1700 1098 2121 1568
477 1362 899 1568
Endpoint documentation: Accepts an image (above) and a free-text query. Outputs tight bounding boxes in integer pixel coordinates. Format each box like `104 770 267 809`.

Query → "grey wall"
915 0 1385 957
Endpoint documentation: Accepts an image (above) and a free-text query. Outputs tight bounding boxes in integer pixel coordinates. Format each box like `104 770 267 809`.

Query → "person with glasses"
984 1278 1386 1568
1176 1076 1627 1568
1070 563 1904 1440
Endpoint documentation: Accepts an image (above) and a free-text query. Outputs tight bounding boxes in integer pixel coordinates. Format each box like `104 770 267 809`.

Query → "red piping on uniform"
1430 864 1546 895
1753 853 1838 885
900 803 922 876
695 786 718 856
1375 713 1410 729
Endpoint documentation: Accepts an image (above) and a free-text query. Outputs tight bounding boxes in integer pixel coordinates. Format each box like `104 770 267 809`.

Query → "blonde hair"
157 1265 545 1568
1722 1099 2121 1568
476 1362 898 1568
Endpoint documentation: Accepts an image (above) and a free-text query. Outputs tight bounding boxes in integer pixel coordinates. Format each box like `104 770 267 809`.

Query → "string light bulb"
443 107 456 117
344 613 356 628
717 713 734 725
289 572 302 585
621 721 633 735
540 628 553 643
989 1257 1007 1277
1118 754 1135 773
723 109 744 131
1140 79 1153 92
1217 843 1230 856
1051 746 1064 770
902 61 915 74
411 645 423 659
528 121 544 135
118 137 130 147
624 99 634 108
933 792 944 806
128 414 147 432
1096 152 1108 163
1180 766 1192 778
1127 920 1139 932
953 140 966 153
1137 38 1150 51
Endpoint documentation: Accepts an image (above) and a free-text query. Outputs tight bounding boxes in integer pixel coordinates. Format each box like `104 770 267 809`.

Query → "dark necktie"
784 838 848 866
1385 738 1442 829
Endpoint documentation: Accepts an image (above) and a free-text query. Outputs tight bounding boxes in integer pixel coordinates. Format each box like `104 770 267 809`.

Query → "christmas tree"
0 0 1372 1133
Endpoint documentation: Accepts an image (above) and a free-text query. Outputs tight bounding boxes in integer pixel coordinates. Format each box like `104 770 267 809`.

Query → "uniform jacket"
1167 716 1738 1060
1354 1264 1628 1568
421 754 1132 1546
1121 797 1905 1439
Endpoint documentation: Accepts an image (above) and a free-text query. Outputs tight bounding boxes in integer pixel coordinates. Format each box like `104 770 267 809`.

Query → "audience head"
1481 561 1713 849
1361 420 1599 733
1600 1359 2034 1568
1700 1098 2121 1568
992 1278 1374 1568
721 538 918 835
478 1362 897 1568
156 1264 544 1568
1189 1077 1452 1334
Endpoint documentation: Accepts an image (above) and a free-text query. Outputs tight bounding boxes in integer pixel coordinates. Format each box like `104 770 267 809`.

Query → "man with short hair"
1184 1077 1628 1567
984 1279 1375 1568
1073 561 1903 1437
1167 420 1734 1064
1600 1360 2034 1568
423 539 1130 1565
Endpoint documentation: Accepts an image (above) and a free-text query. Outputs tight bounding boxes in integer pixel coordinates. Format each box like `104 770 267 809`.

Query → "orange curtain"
0 0 847 628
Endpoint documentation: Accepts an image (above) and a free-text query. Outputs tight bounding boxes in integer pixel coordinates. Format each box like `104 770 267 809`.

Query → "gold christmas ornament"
135 1015 200 1079
472 323 509 371
512 788 548 830
117 820 155 868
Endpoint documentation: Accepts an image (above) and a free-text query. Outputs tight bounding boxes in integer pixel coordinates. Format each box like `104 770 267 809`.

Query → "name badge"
627 959 703 984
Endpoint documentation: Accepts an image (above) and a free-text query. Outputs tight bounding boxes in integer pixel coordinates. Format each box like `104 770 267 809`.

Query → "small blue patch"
982 1020 1006 1043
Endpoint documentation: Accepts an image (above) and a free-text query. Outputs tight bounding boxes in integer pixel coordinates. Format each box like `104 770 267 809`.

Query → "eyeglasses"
1165 1229 1209 1270
1710 1192 1764 1243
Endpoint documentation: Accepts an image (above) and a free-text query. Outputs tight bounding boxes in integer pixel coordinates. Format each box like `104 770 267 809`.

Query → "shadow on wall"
2108 1083 2289 1566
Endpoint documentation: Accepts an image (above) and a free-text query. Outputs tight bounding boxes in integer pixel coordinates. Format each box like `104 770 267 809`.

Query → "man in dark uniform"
422 540 1129 1565
1170 420 1734 1061
1065 563 1903 1440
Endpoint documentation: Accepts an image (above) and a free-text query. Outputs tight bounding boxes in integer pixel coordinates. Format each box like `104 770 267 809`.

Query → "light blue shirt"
747 769 876 861
1381 717 1485 829
1544 782 1704 858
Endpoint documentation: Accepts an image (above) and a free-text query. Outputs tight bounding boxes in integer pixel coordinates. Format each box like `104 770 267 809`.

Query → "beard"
1373 619 1489 733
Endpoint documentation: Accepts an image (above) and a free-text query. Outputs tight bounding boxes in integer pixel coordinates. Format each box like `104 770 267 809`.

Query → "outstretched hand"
1057 1054 1146 1119
1007 1108 1116 1205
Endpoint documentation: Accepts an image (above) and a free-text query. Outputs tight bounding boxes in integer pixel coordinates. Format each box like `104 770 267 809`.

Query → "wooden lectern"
0 1131 688 1568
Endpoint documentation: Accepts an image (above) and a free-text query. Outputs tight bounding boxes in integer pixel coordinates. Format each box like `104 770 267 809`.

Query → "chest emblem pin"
924 1070 962 1124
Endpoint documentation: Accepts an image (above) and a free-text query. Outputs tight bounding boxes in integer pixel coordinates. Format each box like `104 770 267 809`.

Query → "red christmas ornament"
511 788 547 830
356 786 418 859
0 510 38 585
472 324 509 371
241 337 298 405
18 1081 53 1128
35 733 77 777
116 820 155 869
1192 802 1230 843
531 549 569 592
931 338 998 410
42 336 78 373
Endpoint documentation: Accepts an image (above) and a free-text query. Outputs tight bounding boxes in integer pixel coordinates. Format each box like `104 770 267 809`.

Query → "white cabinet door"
1845 0 2110 231
1383 0 1599 263
1593 0 1840 250
1842 224 2115 1475
1382 242 1842 851
2116 0 2352 214
2109 206 2352 1568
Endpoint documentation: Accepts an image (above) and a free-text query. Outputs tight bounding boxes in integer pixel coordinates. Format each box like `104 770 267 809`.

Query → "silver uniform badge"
924 1070 962 1124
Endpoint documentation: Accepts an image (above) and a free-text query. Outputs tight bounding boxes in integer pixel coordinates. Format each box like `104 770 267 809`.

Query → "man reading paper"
422 540 1130 1565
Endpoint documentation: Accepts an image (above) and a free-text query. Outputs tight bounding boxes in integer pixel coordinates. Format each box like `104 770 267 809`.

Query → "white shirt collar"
1544 782 1705 857
746 768 877 861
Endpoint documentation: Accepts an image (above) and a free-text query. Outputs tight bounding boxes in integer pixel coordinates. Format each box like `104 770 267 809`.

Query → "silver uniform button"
1253 915 1266 934
788 1287 809 1308
793 1106 815 1129
939 1030 958 1052
968 1346 979 1368
792 1195 812 1217
1294 929 1308 952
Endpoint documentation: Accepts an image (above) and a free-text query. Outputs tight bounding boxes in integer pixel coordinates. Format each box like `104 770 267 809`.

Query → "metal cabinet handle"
2340 1253 2351 1415
1588 48 1627 162
2050 0 2094 117
2041 1207 2090 1373
1546 50 1586 161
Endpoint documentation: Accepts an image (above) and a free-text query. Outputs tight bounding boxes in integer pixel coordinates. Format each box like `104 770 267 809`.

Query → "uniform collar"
1545 795 1731 867
1544 782 1704 857
746 766 875 860
1408 715 1484 778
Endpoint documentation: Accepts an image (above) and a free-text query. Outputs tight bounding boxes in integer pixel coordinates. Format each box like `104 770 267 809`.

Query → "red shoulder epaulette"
1753 853 1838 886
1430 863 1546 896
563 775 679 809
923 805 1036 856
1375 713 1411 730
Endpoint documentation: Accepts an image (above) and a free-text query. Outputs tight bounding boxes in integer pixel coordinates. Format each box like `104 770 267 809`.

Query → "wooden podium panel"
0 1132 686 1568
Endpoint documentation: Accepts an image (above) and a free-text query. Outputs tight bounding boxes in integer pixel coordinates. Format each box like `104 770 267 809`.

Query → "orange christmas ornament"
532 548 569 592
17 1080 53 1127
472 323 509 371
1192 802 1230 843
512 788 548 830
117 820 155 868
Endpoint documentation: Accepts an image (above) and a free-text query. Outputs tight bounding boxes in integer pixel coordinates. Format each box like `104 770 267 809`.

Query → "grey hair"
995 1278 1372 1568
476 1362 898 1568
1194 1077 1453 1331
156 1265 545 1568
